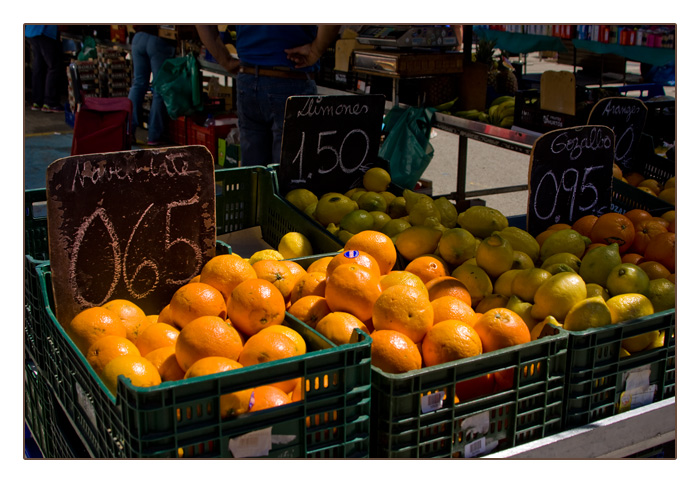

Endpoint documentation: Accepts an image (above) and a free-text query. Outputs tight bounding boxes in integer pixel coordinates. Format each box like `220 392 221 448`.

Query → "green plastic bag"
152 53 203 119
378 105 436 190
77 36 97 61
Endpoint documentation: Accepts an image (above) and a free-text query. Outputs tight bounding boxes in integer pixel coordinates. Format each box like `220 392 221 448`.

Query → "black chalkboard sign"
527 125 615 236
587 97 648 172
278 94 385 196
46 146 217 324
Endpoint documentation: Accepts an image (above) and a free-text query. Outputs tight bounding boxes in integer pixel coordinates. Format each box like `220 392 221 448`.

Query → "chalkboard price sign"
46 146 217 325
527 125 615 236
587 96 648 172
278 94 385 196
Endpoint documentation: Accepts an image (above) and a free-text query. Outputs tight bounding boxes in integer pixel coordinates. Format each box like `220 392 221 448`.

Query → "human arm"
196 25 240 74
284 25 341 69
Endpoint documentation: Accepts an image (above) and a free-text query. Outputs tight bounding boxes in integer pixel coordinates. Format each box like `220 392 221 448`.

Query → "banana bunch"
453 95 515 129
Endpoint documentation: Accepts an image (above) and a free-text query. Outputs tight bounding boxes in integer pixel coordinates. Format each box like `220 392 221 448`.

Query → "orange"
66 306 126 355
589 212 636 254
380 270 428 295
624 209 652 228
145 314 159 325
455 373 495 402
102 299 150 344
315 311 368 346
251 259 296 302
290 378 304 402
621 252 644 265
630 219 668 255
169 282 227 329
199 254 258 300
249 386 292 412
472 308 530 353
238 327 306 386
421 320 482 367
612 163 623 179
372 284 434 343
535 229 557 247
282 260 306 288
189 275 201 284
637 261 672 281
135 322 180 356
424 276 472 306
289 271 327 305
86 335 140 375
306 256 333 274
644 232 675 273
404 255 449 284
287 295 332 329
571 214 598 238
370 329 422 374
548 223 572 231
625 172 644 187
227 278 287 337
583 242 607 256
158 304 176 327
184 356 243 379
343 230 397 275
100 354 161 395
431 295 478 326
475 293 509 313
143 346 186 382
260 325 307 356
174 315 244 372
325 249 382 279
637 179 661 195
325 264 382 322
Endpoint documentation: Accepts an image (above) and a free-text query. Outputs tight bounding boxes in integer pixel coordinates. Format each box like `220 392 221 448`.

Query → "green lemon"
387 196 408 219
645 278 676 312
506 295 538 331
357 191 388 213
380 218 412 239
434 197 458 229
511 251 535 270
539 229 587 261
606 263 650 297
542 263 577 275
345 187 367 201
314 193 358 226
408 197 442 226
369 211 392 231
563 296 612 331
339 209 375 234
437 227 477 266
579 243 621 286
585 283 610 301
402 189 431 213
285 188 318 212
457 205 508 239
541 252 582 273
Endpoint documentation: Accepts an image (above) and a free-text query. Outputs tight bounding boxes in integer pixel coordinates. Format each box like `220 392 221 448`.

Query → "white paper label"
420 391 445 413
75 382 97 428
463 437 487 458
460 410 490 436
228 427 272 458
624 364 651 392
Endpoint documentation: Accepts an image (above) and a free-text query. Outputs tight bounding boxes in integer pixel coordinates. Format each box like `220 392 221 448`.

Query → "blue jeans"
236 72 317 166
128 32 176 143
28 34 63 107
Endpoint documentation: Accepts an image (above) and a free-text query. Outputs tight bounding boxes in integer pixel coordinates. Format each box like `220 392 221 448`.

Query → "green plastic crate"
610 178 674 216
370 327 568 458
562 309 675 430
34 263 372 458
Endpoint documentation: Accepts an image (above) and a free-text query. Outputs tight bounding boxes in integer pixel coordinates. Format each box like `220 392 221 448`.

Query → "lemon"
475 233 514 279
314 194 358 226
493 269 522 297
345 187 367 201
285 188 318 212
539 229 587 261
437 227 477 266
434 197 458 228
657 188 675 206
249 249 285 265
645 331 666 350
531 272 587 321
277 232 313 259
336 229 354 245
304 202 317 218
339 209 375 234
363 167 391 192
357 191 388 213
506 295 538 330
563 296 612 331
646 278 676 312
380 218 412 239
380 270 428 294
380 191 397 205
495 226 540 262
530 316 562 340
369 211 392 231
408 197 442 226
326 223 340 236
664 176 676 189
457 205 508 239
403 189 431 213
619 347 631 358
451 262 493 308
541 253 582 273
586 283 610 301
606 263 650 296
422 217 448 233
387 196 408 219
511 251 535 270
579 243 621 286
511 268 551 303
606 293 657 352
394 225 443 261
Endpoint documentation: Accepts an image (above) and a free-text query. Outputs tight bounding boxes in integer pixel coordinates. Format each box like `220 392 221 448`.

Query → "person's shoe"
30 103 41 111
41 104 64 113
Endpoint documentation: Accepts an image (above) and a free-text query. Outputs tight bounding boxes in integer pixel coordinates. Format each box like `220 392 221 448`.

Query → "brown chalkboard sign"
527 125 615 236
46 146 217 325
278 94 385 196
587 97 648 172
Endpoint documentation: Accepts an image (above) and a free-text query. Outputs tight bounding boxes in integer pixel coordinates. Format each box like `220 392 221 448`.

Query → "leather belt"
239 65 311 80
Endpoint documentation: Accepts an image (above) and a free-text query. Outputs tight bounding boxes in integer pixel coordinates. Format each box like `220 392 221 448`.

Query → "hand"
221 57 241 75
284 43 320 69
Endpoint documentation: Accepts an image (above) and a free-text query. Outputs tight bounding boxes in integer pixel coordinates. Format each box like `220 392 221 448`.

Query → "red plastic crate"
167 116 188 145
187 115 237 158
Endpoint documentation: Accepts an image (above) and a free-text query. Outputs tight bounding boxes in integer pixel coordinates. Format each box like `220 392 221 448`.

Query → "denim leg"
145 36 176 142
127 32 150 132
28 37 46 105
41 35 63 107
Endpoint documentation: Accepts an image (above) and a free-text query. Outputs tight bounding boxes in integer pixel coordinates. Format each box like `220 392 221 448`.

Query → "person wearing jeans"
128 26 176 145
25 25 64 112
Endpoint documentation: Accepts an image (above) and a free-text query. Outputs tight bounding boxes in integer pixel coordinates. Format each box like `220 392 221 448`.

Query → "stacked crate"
97 45 132 98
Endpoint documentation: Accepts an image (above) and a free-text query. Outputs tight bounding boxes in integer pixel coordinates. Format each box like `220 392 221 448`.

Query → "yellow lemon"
277 233 313 259
530 316 562 340
380 218 412 239
563 296 612 331
249 249 285 265
387 196 408 219
506 295 538 331
408 197 442 226
304 202 317 218
475 233 514 279
285 188 318 212
579 243 621 286
314 193 358 226
586 283 610 301
606 293 656 352
495 226 540 262
437 227 477 266
511 268 552 303
645 278 676 313
511 251 535 270
451 262 493 308
663 177 676 190
326 223 340 237
380 191 396 205
345 187 367 199
493 269 522 297
380 270 428 294
403 189 431 213
541 252 582 273
542 263 577 275
606 263 650 296
357 191 388 213
645 331 666 350
363 167 391 192
394 225 443 261
531 272 587 321
336 229 354 245
433 197 458 229
369 211 392 231
539 229 587 261
657 188 675 206
339 209 375 234
457 205 508 239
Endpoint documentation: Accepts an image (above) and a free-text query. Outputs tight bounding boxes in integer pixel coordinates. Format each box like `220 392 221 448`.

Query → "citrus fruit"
605 263 650 296
621 252 644 265
530 272 587 321
339 209 375 234
607 293 657 352
451 262 493 308
530 316 562 340
238 325 306 367
394 225 443 261
431 295 478 326
404 255 449 284
422 320 482 367
589 213 636 254
372 284 434 343
282 259 306 284
475 293 509 313
168 282 228 330
306 256 333 274
424 276 472 305
510 268 551 303
380 270 428 294
630 219 668 255
325 263 382 322
184 356 243 379
100 354 161 395
562 296 612 331
370 329 422 374
369 211 392 231
637 261 672 281
289 270 327 305
539 229 587 261
277 232 314 259
437 227 477 266
157 304 175 327
571 214 599 239
363 167 391 192
586 283 610 301
646 278 676 313
287 295 332 329
174 315 244 372
315 311 368 346
357 191 388 213
314 193 358 226
472 308 530 352
344 230 397 275
380 218 411 238
643 232 675 273
346 187 367 201
408 197 442 226
199 254 258 300
326 249 381 279
249 386 292 412
657 188 675 206
495 226 540 263
457 205 508 239
285 188 318 212
66 306 127 355
251 259 296 302
578 243 621 286
102 299 149 344
134 322 180 356
493 269 521 297
505 295 538 331
86 335 141 375
227 278 287 337
638 179 661 195
475 233 514 279
143 346 186 382
540 253 582 273
624 209 652 227
261 325 307 358
386 196 408 219
402 189 430 212
511 251 535 270
434 197 458 228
